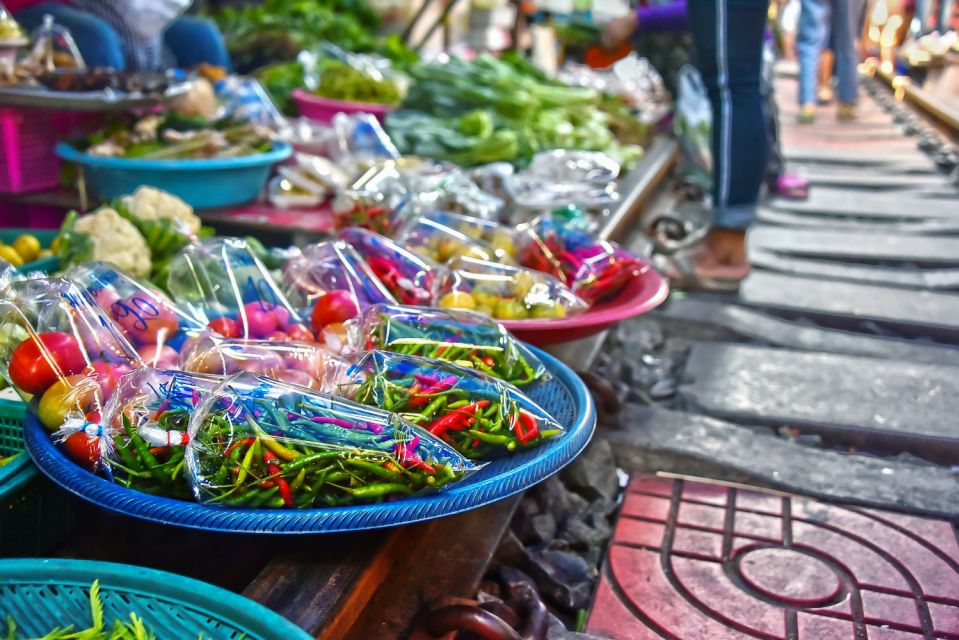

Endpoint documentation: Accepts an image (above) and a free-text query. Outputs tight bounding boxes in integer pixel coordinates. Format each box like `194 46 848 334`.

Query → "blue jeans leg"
831 0 860 104
13 2 125 70
688 0 769 230
797 0 829 106
163 16 232 71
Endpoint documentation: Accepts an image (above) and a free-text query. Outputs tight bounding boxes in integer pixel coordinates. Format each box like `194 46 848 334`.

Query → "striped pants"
688 0 770 230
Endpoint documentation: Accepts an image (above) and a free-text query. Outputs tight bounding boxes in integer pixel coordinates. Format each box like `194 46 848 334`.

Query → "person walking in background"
797 0 860 123
603 0 770 289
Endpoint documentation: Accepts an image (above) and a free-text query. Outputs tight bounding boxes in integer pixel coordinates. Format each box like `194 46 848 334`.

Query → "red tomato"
8 332 86 394
63 431 100 471
208 317 241 338
266 331 289 342
310 290 359 332
137 344 179 369
286 323 315 343
86 361 118 398
242 302 278 339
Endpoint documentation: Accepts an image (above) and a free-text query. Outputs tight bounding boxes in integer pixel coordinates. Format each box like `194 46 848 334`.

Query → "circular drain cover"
737 547 842 607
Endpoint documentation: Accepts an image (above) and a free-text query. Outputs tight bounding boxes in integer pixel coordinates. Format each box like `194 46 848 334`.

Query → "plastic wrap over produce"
332 163 409 235
328 350 563 459
0 278 143 431
434 256 589 320
401 165 504 220
64 261 207 367
282 240 396 317
348 304 549 387
166 237 314 342
519 215 647 303
396 215 515 265
186 371 477 508
58 368 225 496
337 227 435 306
180 333 337 390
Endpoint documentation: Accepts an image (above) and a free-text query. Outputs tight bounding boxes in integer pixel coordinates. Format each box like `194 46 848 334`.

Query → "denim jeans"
14 5 231 71
688 0 770 230
797 0 859 105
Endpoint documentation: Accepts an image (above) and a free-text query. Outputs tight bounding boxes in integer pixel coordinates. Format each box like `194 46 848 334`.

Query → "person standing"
603 0 770 288
797 0 860 122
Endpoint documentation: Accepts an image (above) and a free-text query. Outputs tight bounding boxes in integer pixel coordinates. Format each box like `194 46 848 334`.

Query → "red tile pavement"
586 476 959 640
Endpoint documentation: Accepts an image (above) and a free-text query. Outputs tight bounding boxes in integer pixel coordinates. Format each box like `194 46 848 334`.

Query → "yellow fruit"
494 299 528 320
0 245 23 267
12 235 40 263
530 303 567 319
37 249 53 259
50 235 61 253
437 291 476 310
510 271 537 298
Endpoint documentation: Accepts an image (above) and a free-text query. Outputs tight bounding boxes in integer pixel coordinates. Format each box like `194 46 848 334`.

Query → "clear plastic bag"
281 240 396 318
348 303 549 387
403 165 505 221
186 371 476 508
64 261 207 367
328 350 563 459
434 256 589 320
524 150 620 184
0 278 142 431
338 227 436 306
331 162 410 235
396 215 515 265
93 368 220 499
180 333 337 390
518 216 647 303
166 237 313 342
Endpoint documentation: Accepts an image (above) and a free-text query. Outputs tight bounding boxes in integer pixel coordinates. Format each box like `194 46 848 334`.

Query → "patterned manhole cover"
586 476 959 639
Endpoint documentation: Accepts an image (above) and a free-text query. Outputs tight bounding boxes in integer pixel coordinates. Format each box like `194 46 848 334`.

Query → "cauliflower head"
123 186 202 235
73 208 152 278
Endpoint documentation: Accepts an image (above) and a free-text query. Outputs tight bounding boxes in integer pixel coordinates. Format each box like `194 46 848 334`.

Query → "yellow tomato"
530 303 567 319
38 374 102 431
437 291 476 310
494 299 528 319
0 244 23 268
12 234 40 263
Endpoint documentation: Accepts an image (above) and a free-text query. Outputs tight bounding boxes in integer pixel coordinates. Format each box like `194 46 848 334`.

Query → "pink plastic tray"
501 264 669 345
292 89 393 124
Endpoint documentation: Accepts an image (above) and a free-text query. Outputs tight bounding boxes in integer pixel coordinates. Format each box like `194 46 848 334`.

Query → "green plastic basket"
0 228 60 274
0 558 313 640
0 398 75 555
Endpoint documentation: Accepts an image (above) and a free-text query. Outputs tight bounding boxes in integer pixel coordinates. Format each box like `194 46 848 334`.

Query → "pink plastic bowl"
500 264 669 346
292 89 394 124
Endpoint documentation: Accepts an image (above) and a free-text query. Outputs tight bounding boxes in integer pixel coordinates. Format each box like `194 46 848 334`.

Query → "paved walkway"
586 71 959 639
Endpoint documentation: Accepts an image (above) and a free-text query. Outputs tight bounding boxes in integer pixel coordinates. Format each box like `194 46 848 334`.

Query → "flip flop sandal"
773 173 810 200
654 251 746 293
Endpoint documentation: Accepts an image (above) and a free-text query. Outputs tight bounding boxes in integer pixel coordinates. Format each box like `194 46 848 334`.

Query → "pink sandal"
773 173 810 200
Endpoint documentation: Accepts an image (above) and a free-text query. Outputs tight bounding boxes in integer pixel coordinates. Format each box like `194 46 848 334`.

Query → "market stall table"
41 137 678 640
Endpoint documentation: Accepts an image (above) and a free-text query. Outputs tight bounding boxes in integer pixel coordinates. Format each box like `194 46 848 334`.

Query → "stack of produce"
387 55 643 167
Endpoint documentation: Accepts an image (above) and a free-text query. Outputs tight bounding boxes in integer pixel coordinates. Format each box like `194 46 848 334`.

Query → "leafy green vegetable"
315 59 401 105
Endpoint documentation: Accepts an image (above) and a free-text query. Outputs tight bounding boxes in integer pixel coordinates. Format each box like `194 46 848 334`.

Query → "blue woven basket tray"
25 347 595 533
0 558 312 639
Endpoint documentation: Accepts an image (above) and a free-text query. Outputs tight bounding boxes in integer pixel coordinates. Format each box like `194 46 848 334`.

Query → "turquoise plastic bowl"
0 558 312 639
57 142 292 209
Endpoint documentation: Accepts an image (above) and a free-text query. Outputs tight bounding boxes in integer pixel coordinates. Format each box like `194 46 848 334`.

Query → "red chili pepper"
224 437 255 459
428 412 467 437
511 411 540 444
480 356 495 367
263 449 293 507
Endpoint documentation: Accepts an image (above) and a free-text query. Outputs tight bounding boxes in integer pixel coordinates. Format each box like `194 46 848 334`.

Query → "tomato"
270 305 292 330
8 332 86 395
63 431 100 471
86 361 119 398
266 331 289 342
286 323 315 343
111 295 179 345
310 290 359 332
38 374 102 431
208 317 240 338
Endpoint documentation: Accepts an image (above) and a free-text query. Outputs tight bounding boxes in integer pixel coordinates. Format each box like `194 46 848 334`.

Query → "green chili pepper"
345 483 412 498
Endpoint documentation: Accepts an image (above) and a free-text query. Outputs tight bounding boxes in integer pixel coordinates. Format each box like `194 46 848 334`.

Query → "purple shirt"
636 0 688 32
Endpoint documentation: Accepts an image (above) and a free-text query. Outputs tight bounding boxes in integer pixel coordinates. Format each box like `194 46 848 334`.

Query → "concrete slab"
736 271 959 339
770 187 959 219
587 475 959 640
756 209 959 234
749 227 959 266
604 406 959 519
679 342 959 463
657 298 959 366
749 249 959 289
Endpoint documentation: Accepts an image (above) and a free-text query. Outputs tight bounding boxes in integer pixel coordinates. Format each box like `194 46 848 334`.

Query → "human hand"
600 14 638 51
